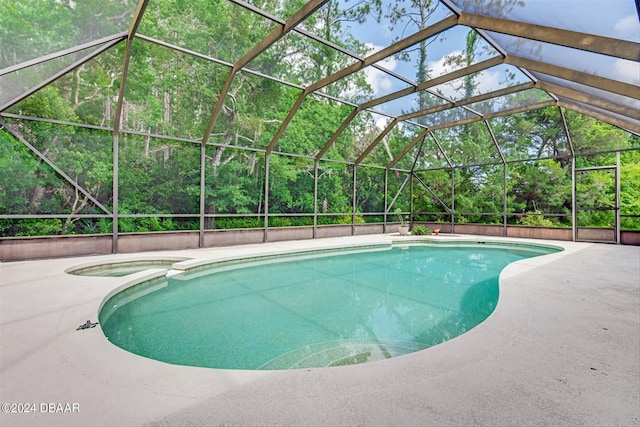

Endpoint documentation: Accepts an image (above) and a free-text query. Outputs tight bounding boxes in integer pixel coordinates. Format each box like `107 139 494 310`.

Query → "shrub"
517 210 556 227
15 219 63 236
411 225 430 235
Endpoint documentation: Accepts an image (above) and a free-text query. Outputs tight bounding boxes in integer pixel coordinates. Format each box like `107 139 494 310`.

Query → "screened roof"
1 0 638 167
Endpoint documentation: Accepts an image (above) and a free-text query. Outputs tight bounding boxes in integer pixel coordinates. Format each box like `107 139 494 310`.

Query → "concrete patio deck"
1 235 638 426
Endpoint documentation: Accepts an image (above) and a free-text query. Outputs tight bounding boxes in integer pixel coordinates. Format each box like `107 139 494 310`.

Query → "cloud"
365 66 395 94
428 52 503 100
375 115 392 130
338 43 399 105
363 43 397 96
473 70 503 94
613 58 640 85
428 50 465 77
614 14 640 42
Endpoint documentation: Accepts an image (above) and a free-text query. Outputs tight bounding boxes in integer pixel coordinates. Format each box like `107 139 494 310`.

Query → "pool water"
99 244 557 370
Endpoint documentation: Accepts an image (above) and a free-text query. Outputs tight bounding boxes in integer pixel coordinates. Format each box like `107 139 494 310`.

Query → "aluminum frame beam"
231 0 418 90
307 14 460 93
398 82 536 122
265 90 310 154
386 129 431 170
559 107 575 156
557 99 640 135
458 13 640 61
506 55 640 100
428 131 454 168
536 80 639 122
385 173 411 215
412 173 452 214
360 56 505 110
355 118 398 165
315 107 360 160
236 0 328 71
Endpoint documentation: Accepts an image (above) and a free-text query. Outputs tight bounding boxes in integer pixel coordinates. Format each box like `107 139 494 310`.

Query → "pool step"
259 339 426 370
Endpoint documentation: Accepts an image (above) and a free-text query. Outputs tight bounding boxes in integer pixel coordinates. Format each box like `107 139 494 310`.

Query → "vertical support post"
112 133 119 253
313 159 319 239
564 106 577 242
410 171 414 227
616 151 621 245
352 165 357 236
264 153 270 242
407 137 426 230
111 0 149 254
383 169 389 233
451 167 455 233
503 163 508 237
199 143 206 247
485 120 506 237
571 157 577 242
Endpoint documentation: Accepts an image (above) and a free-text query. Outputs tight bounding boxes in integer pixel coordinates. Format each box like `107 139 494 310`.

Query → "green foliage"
213 217 262 230
268 216 313 227
317 215 363 225
0 130 39 215
1 1 638 240
507 160 571 223
278 97 354 156
517 211 556 227
364 215 385 224
356 166 385 213
566 111 634 157
13 219 63 236
453 164 503 222
117 215 194 233
620 150 640 230
490 106 568 161
412 169 451 215
411 224 430 235
317 162 352 214
98 218 113 234
12 86 77 121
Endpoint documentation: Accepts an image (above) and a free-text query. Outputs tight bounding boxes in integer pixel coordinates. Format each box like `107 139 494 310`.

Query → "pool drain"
76 320 98 330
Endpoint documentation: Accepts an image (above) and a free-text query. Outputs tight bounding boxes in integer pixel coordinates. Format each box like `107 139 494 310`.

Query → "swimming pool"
99 242 559 370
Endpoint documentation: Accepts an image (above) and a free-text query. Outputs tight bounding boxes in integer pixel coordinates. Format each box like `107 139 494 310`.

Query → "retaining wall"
2 225 638 261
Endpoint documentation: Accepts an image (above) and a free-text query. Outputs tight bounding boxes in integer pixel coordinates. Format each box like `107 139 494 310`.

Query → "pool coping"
1 234 638 426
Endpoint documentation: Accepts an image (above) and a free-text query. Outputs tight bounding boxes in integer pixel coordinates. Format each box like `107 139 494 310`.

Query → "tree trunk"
29 185 45 213
104 99 111 126
144 133 150 157
163 92 171 123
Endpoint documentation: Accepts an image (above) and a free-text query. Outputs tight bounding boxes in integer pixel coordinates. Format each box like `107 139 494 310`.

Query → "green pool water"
99 243 558 370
